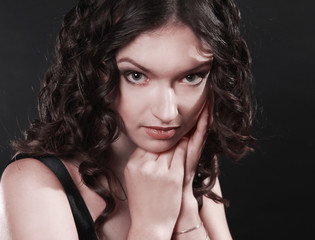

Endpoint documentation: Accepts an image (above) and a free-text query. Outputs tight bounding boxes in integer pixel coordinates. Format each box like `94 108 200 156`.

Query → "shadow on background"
0 1 314 239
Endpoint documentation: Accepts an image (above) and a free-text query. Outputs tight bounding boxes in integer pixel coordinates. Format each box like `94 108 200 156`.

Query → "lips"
143 126 177 140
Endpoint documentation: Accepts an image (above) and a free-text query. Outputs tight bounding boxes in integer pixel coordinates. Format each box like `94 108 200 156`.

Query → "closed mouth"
143 126 179 139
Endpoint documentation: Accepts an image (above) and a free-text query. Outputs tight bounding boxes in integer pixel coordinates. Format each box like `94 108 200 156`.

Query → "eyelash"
123 71 148 85
182 73 207 86
122 71 208 86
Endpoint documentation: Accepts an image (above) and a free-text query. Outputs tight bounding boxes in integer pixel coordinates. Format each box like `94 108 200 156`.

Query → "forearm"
172 193 208 240
200 179 233 240
127 224 173 240
127 194 207 240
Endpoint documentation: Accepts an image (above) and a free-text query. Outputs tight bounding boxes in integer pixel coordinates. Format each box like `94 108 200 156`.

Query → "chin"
137 139 179 153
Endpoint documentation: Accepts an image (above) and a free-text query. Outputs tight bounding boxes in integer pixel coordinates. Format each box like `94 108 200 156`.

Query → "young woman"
0 0 255 239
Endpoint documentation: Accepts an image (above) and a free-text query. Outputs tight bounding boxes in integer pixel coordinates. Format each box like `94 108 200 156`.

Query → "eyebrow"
117 57 151 74
116 57 213 76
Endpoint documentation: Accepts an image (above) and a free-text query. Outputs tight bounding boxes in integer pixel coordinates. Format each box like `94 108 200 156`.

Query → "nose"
151 87 178 123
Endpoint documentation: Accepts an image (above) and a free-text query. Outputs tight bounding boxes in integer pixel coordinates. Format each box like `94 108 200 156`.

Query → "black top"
12 154 98 240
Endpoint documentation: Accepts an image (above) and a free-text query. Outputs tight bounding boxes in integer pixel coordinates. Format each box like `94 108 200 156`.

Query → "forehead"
116 24 213 68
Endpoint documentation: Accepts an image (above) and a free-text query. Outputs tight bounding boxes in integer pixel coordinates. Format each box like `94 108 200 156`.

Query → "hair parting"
11 0 256 238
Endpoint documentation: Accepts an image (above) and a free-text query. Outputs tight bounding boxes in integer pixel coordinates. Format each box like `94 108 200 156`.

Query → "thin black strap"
14 154 98 240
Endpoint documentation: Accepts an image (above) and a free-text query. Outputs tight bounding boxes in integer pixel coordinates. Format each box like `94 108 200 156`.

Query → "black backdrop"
0 1 314 239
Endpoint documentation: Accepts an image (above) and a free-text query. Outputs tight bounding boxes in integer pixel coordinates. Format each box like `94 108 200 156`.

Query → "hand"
125 103 210 239
172 104 210 238
125 138 189 240
183 103 210 197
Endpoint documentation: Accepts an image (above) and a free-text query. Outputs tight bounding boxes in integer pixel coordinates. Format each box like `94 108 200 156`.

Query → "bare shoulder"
0 158 78 239
200 177 233 240
2 158 63 186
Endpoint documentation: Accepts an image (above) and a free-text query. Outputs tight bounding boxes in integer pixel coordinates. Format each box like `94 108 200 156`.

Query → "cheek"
179 87 208 128
116 82 148 124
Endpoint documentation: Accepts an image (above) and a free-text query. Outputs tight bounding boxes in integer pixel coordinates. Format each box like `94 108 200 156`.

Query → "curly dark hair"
11 0 256 238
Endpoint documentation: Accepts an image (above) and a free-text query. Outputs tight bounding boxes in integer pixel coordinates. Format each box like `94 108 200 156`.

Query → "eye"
125 71 148 84
182 73 206 86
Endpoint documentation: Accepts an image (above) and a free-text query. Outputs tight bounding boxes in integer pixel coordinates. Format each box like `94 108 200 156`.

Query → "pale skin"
0 24 232 239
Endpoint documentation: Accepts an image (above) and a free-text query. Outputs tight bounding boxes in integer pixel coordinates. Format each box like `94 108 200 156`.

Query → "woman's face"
115 24 213 153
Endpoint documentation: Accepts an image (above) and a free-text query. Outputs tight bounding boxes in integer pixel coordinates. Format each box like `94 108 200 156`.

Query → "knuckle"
139 162 154 176
124 161 137 175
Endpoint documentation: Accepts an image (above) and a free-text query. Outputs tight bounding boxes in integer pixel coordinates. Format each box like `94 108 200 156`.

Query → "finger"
130 147 146 159
157 148 175 169
170 137 188 172
142 151 160 161
186 104 209 172
129 148 158 165
189 103 209 151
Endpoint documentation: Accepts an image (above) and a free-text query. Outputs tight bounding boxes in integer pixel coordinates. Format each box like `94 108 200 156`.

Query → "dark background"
0 1 314 239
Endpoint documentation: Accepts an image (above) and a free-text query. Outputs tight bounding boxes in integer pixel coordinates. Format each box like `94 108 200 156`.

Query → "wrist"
174 195 200 232
182 178 196 201
172 221 208 240
128 222 173 240
181 190 198 211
